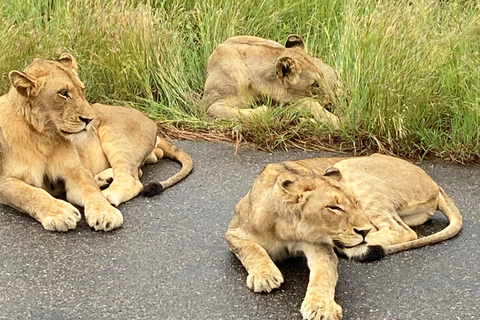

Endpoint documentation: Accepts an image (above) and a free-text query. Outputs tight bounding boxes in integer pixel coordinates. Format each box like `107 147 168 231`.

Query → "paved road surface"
1 141 479 320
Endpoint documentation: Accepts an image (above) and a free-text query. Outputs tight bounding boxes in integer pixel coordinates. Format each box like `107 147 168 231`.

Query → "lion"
202 35 340 126
225 154 462 320
0 54 193 232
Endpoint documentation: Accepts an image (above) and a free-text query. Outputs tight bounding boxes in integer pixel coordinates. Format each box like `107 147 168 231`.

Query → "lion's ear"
9 70 40 97
285 35 306 51
57 53 78 72
324 167 342 181
276 57 300 85
276 174 316 201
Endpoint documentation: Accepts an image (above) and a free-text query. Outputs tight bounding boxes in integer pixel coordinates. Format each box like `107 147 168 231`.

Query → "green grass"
1 0 479 162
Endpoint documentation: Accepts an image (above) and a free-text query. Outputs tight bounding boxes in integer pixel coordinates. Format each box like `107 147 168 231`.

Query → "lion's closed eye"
326 205 344 212
58 89 69 99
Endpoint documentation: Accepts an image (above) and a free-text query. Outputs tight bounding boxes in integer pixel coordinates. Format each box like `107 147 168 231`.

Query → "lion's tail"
384 187 462 255
140 137 193 197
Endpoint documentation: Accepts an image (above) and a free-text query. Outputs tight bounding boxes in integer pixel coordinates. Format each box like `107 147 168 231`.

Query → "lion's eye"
312 81 320 88
327 205 344 212
58 90 69 99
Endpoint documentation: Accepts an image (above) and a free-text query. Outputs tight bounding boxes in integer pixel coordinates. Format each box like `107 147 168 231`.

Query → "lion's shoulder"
222 35 284 48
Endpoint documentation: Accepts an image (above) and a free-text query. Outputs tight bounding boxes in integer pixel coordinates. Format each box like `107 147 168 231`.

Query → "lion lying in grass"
0 54 192 232
203 35 340 127
226 154 462 320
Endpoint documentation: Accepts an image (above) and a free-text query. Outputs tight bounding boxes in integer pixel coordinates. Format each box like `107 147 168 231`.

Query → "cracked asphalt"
1 141 479 320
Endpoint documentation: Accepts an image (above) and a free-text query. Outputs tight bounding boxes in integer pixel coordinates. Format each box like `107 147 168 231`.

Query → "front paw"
246 265 284 293
40 200 81 232
239 105 268 120
301 298 342 320
84 200 123 231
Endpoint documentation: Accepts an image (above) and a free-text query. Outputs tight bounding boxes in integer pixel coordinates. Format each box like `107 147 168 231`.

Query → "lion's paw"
94 168 114 189
239 105 269 120
246 265 284 293
301 298 342 320
101 189 123 207
102 179 143 206
84 200 123 231
254 105 269 115
40 200 81 232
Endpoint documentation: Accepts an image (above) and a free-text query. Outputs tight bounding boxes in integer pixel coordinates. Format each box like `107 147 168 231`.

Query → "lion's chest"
76 132 109 176
5 138 80 189
6 148 50 188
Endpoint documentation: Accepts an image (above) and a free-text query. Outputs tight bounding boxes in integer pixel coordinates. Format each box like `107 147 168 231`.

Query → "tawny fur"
0 54 193 232
226 154 462 320
203 35 340 127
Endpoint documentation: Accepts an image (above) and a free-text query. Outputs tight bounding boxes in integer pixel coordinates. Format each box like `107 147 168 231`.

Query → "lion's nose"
79 116 92 125
354 228 371 239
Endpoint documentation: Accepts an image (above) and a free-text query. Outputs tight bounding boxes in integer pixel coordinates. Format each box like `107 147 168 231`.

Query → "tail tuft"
140 182 164 197
355 245 385 262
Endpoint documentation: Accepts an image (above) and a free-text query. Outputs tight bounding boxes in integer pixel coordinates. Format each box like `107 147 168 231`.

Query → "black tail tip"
355 245 386 262
140 182 164 197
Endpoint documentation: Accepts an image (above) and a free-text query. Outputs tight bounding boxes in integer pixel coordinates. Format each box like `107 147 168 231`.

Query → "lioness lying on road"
226 154 462 320
203 35 339 126
0 54 192 232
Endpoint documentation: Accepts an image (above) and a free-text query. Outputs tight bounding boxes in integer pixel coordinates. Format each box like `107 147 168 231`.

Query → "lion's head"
275 35 338 107
273 167 372 250
8 53 94 141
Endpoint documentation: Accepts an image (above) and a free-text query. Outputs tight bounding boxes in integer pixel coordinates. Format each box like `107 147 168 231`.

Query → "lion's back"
334 154 439 205
206 36 283 72
204 36 286 109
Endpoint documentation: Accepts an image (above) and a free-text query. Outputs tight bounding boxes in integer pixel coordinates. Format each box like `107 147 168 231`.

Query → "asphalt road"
0 141 479 320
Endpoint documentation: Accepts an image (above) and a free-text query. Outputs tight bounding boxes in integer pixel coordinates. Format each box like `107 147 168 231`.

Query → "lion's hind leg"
144 137 165 165
97 132 153 206
343 206 418 261
93 103 160 206
94 168 114 189
365 224 418 248
94 167 145 190
99 157 144 206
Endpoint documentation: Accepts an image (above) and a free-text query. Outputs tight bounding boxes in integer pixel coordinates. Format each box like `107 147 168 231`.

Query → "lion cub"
0 54 192 232
226 154 462 320
203 35 340 126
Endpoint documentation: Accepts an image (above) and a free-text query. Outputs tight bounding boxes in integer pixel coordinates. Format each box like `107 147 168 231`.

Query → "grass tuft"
1 0 479 162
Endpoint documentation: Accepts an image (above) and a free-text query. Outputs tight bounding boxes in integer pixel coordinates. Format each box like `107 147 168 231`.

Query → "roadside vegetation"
1 0 479 162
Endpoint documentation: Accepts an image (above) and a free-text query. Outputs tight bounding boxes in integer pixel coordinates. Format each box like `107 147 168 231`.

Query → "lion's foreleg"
225 230 284 293
207 99 268 121
0 177 80 232
144 146 164 164
296 99 339 128
300 243 342 320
